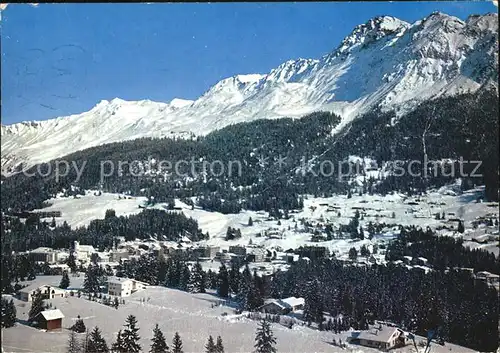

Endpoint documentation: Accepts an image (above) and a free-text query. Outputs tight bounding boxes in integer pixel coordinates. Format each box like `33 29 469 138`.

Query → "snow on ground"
16 275 85 292
32 186 498 259
1 281 478 353
33 190 147 228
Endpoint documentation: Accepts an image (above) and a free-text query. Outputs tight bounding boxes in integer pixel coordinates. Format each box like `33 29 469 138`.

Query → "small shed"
34 309 64 330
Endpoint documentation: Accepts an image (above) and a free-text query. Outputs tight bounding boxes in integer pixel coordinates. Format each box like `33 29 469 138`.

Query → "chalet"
33 309 64 331
229 245 247 256
28 247 58 264
295 246 329 260
411 257 428 266
475 271 500 286
349 324 408 351
258 297 305 315
19 284 66 302
107 276 147 297
48 264 70 275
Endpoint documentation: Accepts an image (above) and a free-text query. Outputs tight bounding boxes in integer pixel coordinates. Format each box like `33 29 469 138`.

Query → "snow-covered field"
1 278 478 353
33 185 499 259
34 191 148 229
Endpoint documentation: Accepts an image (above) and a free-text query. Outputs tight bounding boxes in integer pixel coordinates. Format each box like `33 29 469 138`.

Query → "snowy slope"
1 12 498 173
2 286 478 353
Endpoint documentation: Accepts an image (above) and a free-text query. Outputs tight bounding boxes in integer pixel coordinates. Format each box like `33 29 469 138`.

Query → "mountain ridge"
1 12 498 174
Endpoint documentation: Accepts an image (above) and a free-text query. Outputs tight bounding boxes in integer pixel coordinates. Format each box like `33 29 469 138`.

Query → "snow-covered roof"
38 309 65 321
281 297 305 308
352 326 403 343
262 297 305 310
77 245 96 252
108 276 134 285
19 283 64 294
30 247 56 253
108 276 148 286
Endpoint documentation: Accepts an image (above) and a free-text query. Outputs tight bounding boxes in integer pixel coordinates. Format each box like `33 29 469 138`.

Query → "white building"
19 284 66 302
74 241 97 262
107 277 147 297
258 297 305 314
28 247 58 264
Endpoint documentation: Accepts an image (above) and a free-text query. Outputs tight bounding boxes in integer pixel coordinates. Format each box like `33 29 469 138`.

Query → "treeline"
1 209 206 255
271 259 498 352
386 226 499 273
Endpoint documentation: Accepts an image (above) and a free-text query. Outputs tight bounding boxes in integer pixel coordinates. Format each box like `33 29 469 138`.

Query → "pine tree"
1 298 16 328
179 265 190 291
172 332 183 353
189 262 206 293
87 326 109 353
121 315 141 353
248 217 253 226
60 270 71 289
67 250 77 273
68 329 81 353
150 323 169 353
215 336 224 353
217 264 229 298
28 290 45 322
83 265 99 294
205 335 216 353
458 220 465 233
71 316 87 333
111 330 125 353
254 319 277 353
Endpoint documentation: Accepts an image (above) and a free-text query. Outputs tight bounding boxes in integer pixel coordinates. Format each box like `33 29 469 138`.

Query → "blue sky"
1 2 497 124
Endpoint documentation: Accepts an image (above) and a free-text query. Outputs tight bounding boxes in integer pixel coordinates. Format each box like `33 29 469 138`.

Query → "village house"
28 247 58 264
74 241 97 263
19 284 66 302
109 249 130 262
295 246 329 260
246 248 267 263
193 246 220 259
107 276 148 297
48 264 70 275
258 297 305 315
474 271 500 287
229 245 247 256
349 324 408 351
33 309 64 331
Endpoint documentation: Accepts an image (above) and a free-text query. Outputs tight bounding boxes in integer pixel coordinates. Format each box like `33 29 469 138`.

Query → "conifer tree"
68 329 80 353
28 290 45 322
121 315 141 353
150 323 169 353
217 264 229 298
60 270 71 289
205 335 216 353
215 336 224 353
1 298 16 328
254 319 277 353
189 261 206 293
111 330 125 353
87 326 109 353
172 332 184 353
71 315 87 333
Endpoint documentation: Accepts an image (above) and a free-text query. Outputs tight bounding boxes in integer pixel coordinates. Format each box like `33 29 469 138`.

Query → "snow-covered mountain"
1 12 498 174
